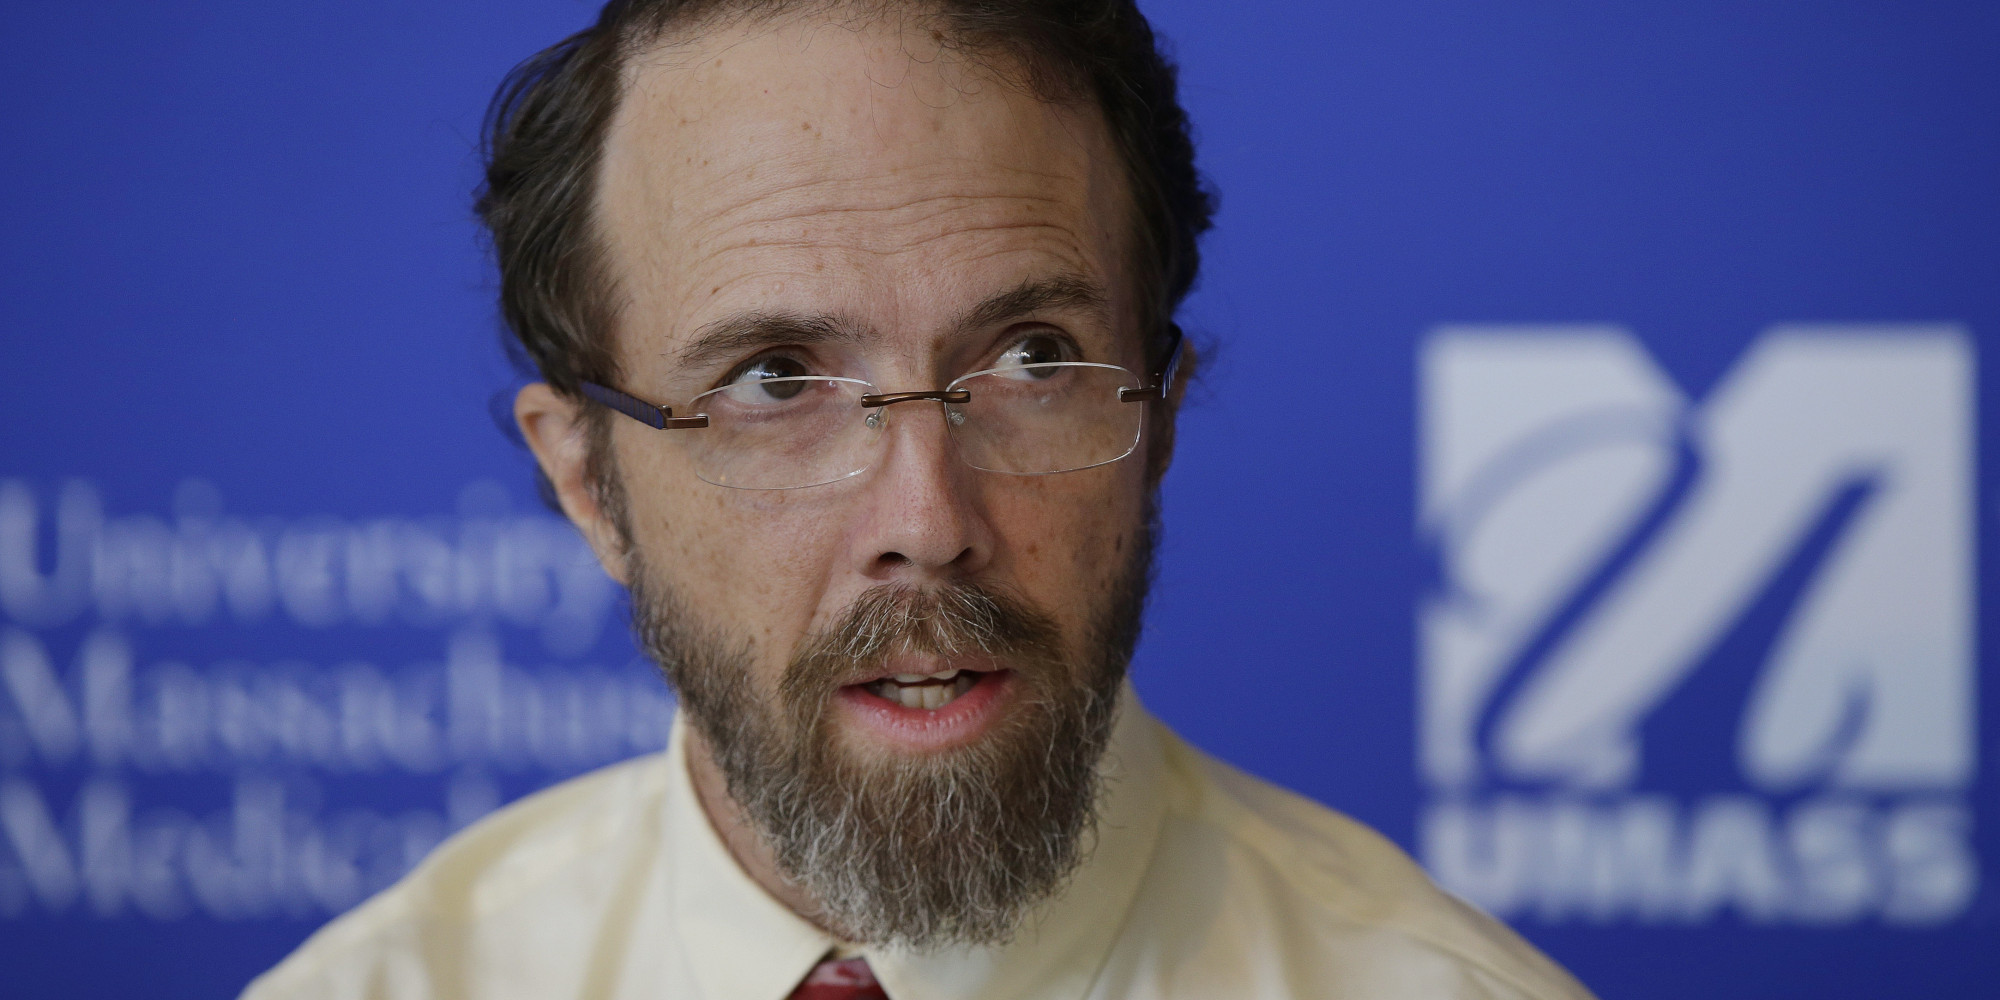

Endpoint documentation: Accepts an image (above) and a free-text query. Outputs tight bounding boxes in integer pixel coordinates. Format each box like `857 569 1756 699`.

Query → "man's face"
596 15 1154 764
568 12 1163 944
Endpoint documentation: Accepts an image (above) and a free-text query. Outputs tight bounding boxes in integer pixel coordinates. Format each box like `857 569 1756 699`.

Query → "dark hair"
477 0 1213 456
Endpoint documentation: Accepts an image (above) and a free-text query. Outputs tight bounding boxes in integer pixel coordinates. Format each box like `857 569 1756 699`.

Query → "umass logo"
1415 325 1976 927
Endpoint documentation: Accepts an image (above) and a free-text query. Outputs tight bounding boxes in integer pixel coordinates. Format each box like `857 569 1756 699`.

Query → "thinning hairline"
611 0 1092 96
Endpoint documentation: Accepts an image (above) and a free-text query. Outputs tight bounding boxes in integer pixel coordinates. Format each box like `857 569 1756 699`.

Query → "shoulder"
1127 723 1593 1000
239 753 672 1000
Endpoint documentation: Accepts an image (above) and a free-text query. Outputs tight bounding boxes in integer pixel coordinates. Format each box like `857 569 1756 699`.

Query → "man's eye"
995 332 1072 373
727 356 811 400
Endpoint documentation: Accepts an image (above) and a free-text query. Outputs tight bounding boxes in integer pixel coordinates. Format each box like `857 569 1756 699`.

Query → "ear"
1145 338 1196 490
516 383 632 585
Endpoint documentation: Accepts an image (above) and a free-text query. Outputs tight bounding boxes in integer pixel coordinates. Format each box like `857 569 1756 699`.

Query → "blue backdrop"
3 2 1994 996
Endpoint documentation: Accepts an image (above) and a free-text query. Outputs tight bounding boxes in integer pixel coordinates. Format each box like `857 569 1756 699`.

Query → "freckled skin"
515 12 1182 917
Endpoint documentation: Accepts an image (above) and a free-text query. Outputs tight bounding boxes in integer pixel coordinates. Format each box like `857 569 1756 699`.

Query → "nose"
850 397 994 582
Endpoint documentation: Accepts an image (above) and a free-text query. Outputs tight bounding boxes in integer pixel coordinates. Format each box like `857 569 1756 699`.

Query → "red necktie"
787 956 888 1000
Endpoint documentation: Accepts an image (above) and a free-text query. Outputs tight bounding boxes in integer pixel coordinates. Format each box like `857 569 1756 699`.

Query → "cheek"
992 466 1149 622
617 442 844 659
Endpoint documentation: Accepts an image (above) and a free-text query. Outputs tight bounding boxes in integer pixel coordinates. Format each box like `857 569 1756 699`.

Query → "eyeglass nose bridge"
859 388 972 408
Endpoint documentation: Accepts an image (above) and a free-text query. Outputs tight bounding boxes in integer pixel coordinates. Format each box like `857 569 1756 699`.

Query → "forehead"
595 12 1133 365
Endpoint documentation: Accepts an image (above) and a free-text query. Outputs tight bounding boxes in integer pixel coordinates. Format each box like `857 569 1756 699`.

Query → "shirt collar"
662 683 1169 1000
662 714 835 1000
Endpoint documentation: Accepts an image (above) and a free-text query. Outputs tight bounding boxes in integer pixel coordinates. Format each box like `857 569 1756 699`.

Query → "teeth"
891 670 962 683
867 671 981 710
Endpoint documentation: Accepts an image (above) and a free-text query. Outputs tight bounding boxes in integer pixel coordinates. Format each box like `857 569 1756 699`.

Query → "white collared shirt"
242 689 1593 999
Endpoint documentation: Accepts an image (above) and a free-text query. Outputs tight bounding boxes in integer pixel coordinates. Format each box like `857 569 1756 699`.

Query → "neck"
682 725 834 934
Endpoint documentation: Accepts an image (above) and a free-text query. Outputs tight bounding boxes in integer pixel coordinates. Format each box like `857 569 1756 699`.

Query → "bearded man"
244 2 1592 998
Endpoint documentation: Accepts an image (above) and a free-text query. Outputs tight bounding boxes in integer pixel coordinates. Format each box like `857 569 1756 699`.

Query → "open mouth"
835 665 1013 749
859 669 986 710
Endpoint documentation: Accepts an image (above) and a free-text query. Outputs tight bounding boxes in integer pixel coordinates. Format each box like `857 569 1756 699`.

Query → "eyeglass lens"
677 364 1145 490
946 363 1144 476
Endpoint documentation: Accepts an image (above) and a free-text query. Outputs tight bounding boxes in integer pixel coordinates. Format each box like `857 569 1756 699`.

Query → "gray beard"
626 528 1151 950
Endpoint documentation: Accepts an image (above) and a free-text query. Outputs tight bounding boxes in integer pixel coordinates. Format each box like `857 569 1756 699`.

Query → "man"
246 1 1592 997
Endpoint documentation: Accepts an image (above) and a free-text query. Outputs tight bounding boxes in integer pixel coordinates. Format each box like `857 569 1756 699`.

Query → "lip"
831 660 1015 753
849 654 1001 686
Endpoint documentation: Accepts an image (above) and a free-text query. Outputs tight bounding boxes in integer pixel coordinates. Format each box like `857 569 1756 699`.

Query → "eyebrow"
955 274 1110 339
673 312 867 370
671 273 1111 371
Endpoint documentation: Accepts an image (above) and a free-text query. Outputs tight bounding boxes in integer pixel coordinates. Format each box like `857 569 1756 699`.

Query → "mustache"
782 583 1063 698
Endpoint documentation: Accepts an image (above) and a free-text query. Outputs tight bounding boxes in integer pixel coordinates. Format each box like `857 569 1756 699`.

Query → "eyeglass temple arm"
1117 324 1186 403
579 381 710 430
